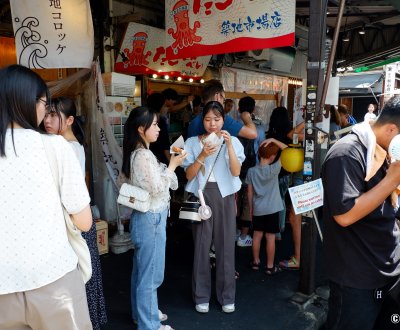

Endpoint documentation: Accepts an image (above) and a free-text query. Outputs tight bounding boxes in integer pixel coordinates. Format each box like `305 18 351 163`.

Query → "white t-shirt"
69 140 85 175
0 129 90 294
364 112 377 122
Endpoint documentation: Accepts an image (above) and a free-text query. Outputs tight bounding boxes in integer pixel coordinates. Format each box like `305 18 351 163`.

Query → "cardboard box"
96 220 109 255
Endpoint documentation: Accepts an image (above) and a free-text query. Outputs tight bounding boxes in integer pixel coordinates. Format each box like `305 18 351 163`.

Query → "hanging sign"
165 0 295 60
289 179 324 215
94 62 121 185
115 22 211 78
10 0 94 69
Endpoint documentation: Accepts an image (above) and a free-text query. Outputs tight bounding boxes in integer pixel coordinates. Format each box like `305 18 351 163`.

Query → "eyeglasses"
37 98 50 110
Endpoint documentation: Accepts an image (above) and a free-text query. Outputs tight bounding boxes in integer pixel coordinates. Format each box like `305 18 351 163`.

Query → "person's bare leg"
251 231 263 265
265 233 275 269
289 205 301 264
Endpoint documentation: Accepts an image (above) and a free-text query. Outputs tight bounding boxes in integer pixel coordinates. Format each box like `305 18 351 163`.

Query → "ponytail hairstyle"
121 106 156 178
50 97 85 145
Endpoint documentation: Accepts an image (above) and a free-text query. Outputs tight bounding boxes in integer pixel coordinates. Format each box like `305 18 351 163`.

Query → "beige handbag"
117 183 150 212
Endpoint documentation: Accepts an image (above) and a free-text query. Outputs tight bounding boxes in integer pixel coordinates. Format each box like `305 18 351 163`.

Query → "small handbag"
117 183 150 213
179 195 202 223
179 143 223 223
41 136 92 283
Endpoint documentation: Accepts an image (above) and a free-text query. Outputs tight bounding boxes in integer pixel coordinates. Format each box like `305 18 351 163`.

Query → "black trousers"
192 182 236 306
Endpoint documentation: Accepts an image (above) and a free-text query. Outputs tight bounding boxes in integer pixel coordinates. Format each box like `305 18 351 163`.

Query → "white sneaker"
237 235 252 247
158 309 168 322
222 304 235 313
195 303 209 313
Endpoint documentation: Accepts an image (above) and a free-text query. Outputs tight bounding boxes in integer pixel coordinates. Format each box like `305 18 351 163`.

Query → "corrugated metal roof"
339 72 383 89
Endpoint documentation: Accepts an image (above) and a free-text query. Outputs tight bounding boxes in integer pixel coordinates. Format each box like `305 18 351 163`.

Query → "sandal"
265 266 281 276
249 261 260 271
279 256 300 270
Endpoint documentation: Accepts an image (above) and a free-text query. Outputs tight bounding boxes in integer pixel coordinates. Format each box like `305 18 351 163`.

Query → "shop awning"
339 72 383 95
339 73 383 89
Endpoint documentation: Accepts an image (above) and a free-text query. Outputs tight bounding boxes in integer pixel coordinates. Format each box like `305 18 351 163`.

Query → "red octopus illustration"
168 0 202 52
124 32 152 66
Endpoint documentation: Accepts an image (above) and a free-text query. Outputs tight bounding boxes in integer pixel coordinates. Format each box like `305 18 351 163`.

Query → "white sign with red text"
165 0 295 60
115 22 210 78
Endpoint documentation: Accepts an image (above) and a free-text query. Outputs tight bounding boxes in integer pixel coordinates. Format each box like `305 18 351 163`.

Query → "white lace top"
0 130 90 294
130 148 178 213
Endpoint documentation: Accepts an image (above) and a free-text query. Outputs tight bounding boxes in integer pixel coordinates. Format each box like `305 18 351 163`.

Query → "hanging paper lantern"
281 144 304 172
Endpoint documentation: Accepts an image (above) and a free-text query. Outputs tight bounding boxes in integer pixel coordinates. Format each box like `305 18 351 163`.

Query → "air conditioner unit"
248 47 296 73
248 49 271 61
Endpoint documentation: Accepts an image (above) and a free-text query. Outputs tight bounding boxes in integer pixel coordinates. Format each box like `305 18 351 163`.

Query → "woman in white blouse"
121 106 186 330
0 65 92 328
44 97 107 330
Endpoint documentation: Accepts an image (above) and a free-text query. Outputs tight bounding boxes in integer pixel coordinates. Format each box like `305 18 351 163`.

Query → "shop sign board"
115 22 210 78
165 0 295 60
10 0 94 69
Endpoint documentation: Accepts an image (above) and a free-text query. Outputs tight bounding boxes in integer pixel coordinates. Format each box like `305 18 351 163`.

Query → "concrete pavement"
100 221 327 330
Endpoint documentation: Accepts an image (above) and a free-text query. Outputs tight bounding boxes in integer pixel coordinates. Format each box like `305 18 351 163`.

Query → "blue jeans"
130 209 168 330
327 280 383 330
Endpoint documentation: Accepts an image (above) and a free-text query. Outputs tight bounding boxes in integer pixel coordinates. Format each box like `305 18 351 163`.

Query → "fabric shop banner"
10 0 94 69
165 0 295 60
115 22 211 78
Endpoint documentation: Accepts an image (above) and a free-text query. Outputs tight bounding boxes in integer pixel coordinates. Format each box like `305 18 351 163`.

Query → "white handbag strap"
198 142 224 192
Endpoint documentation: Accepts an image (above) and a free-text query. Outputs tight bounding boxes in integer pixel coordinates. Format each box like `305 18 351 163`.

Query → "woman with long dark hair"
44 97 107 330
0 65 92 329
121 106 186 330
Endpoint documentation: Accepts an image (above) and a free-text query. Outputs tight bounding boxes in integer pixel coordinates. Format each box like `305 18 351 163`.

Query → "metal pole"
319 0 346 111
298 0 327 295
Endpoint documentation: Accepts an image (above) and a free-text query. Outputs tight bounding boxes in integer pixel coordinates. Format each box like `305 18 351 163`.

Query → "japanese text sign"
115 22 211 78
165 0 295 60
288 179 324 215
10 0 94 69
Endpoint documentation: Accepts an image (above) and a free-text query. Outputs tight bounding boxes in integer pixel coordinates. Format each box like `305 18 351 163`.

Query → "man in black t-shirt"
321 96 400 329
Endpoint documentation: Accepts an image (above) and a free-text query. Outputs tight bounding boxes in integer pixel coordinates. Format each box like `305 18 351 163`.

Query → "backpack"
238 136 256 179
